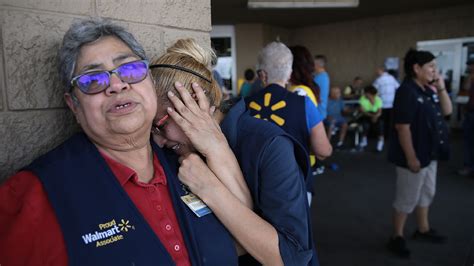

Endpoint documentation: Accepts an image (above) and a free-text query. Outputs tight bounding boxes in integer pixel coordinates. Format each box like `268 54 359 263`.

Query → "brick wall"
290 3 474 88
0 0 211 181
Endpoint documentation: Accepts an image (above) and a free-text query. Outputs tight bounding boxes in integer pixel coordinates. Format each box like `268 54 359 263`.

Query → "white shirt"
373 72 400 108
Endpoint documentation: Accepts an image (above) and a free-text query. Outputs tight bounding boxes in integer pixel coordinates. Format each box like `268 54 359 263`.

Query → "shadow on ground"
311 131 474 266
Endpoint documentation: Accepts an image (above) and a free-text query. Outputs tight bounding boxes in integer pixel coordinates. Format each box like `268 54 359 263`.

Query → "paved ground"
311 131 474 266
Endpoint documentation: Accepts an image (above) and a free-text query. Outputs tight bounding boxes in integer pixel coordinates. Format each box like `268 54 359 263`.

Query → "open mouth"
108 100 137 113
115 102 132 110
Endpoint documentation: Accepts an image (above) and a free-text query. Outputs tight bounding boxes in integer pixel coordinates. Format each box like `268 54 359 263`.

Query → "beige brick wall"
0 0 211 181
290 3 474 88
235 24 264 83
235 23 291 83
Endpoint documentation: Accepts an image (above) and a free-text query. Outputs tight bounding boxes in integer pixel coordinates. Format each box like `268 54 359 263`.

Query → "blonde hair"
150 39 222 108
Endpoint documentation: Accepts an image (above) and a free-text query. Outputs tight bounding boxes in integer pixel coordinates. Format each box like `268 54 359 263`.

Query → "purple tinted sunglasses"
70 60 149 95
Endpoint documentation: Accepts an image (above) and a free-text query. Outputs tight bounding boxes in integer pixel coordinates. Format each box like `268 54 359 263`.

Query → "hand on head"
164 81 227 158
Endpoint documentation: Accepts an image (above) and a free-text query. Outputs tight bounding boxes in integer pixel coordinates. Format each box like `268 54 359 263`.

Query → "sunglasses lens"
117 61 148 84
76 72 110 94
72 60 148 94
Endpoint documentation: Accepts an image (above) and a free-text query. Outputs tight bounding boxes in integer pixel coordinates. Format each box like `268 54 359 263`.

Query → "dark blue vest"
245 84 313 192
26 133 237 266
221 99 318 266
245 83 310 155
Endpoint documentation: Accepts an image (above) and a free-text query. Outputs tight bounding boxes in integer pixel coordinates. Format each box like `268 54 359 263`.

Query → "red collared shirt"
0 153 190 266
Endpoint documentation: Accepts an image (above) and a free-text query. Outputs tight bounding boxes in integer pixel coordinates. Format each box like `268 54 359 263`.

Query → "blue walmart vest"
245 84 313 192
222 99 318 266
245 83 310 156
26 133 237 266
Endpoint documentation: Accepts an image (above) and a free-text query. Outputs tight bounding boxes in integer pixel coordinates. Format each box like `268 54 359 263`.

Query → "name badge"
181 193 212 217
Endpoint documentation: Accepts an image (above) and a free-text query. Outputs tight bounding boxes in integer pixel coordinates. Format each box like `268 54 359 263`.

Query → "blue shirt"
326 98 344 119
313 72 330 118
239 82 252 97
213 70 225 88
305 96 323 132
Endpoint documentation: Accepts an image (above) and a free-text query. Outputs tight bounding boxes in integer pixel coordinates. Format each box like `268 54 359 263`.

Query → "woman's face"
153 105 195 156
414 60 437 85
65 36 157 149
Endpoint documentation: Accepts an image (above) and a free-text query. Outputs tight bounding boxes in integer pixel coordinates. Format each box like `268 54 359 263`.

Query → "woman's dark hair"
289 45 320 103
403 48 435 80
364 85 378 95
244 68 255 81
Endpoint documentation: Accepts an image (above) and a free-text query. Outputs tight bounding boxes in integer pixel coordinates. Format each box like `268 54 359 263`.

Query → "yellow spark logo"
249 93 287 126
118 219 133 232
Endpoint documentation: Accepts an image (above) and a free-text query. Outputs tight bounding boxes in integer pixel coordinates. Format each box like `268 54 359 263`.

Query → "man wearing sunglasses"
0 18 238 265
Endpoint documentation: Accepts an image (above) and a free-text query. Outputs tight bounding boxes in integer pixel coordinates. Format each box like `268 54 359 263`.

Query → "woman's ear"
413 64 421 77
64 92 81 124
64 93 79 113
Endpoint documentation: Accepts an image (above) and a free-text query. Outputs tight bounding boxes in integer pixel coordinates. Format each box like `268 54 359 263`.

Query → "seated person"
324 86 348 148
358 85 385 151
344 76 364 99
239 68 255 97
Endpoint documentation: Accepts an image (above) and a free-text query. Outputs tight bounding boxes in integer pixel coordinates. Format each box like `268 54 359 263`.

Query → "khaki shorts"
393 161 437 213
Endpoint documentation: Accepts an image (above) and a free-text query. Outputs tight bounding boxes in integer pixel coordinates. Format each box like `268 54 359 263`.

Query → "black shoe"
387 236 411 258
412 229 446 244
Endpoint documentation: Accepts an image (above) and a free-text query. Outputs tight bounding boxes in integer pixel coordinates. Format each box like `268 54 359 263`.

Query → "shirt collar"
100 151 167 186
265 83 285 90
404 79 432 96
220 97 247 151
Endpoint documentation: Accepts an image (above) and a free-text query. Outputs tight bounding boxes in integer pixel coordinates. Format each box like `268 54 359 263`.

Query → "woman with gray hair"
0 18 238 266
246 42 332 205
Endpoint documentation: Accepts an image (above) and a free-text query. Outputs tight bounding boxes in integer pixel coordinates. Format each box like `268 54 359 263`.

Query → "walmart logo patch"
81 218 134 247
249 93 287 126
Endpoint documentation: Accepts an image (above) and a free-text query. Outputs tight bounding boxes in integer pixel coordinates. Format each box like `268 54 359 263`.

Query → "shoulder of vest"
27 132 90 171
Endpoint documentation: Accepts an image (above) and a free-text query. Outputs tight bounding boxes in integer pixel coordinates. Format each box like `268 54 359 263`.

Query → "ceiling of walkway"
211 0 472 28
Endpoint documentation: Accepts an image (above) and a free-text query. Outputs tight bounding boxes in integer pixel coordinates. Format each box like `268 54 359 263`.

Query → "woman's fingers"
166 106 191 132
167 88 192 120
191 82 211 111
178 153 216 194
173 82 202 114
